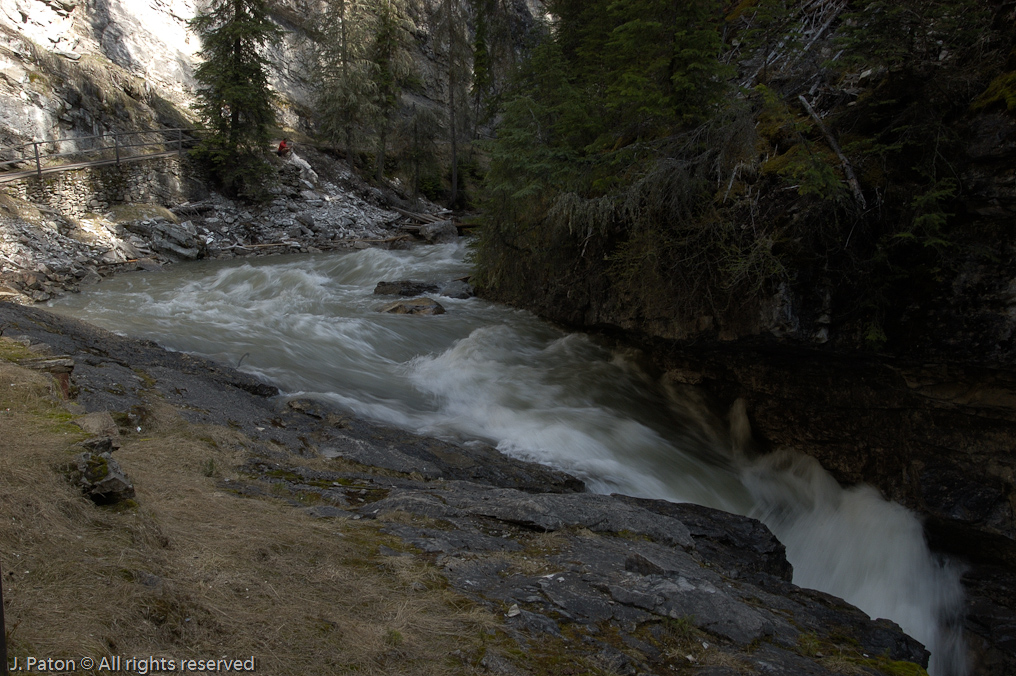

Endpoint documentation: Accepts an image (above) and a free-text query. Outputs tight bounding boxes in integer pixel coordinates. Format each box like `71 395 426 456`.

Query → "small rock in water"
380 298 446 316
373 280 439 296
135 258 163 272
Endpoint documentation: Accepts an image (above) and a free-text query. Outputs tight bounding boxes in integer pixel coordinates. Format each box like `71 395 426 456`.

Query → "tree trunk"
446 0 458 208
413 105 420 199
340 0 353 161
230 0 243 146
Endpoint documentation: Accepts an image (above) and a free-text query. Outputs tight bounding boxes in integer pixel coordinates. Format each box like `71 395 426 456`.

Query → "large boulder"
73 411 121 450
420 221 458 244
68 451 135 505
124 218 203 261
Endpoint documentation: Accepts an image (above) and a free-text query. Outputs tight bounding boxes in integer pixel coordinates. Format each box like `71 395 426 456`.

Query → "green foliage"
735 0 804 81
477 0 783 322
313 0 418 181
432 0 473 205
474 0 1013 347
190 0 283 198
369 0 418 181
313 0 377 160
393 103 443 199
835 0 989 74
471 5 493 126
973 69 1016 112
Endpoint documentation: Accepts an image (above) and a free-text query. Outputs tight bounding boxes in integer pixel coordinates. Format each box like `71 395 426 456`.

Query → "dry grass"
107 204 179 224
0 353 502 675
0 193 47 227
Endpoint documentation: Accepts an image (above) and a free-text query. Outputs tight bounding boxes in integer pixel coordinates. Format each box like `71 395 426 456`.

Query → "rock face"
438 279 474 298
651 344 1016 676
352 480 929 674
0 149 407 303
0 0 321 146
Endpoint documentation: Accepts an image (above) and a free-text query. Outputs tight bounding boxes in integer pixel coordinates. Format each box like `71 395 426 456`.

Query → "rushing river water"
50 241 967 675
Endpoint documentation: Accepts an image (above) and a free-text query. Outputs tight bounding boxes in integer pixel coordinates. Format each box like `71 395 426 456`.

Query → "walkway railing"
0 128 201 184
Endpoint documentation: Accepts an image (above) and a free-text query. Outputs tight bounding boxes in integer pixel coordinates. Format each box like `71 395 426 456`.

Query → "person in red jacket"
277 138 291 157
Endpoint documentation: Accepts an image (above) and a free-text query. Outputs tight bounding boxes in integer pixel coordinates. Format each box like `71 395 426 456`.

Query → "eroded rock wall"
0 0 322 149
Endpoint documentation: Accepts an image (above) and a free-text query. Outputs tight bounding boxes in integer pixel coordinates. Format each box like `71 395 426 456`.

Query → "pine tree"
190 0 283 198
432 0 471 207
314 0 375 162
394 103 442 200
468 0 532 127
369 0 416 182
471 9 492 135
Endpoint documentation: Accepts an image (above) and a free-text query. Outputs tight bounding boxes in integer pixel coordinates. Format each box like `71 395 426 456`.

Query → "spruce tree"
190 0 283 198
369 0 416 182
314 0 375 163
432 0 471 206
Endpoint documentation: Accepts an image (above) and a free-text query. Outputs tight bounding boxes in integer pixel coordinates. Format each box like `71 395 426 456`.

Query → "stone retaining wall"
1 156 204 216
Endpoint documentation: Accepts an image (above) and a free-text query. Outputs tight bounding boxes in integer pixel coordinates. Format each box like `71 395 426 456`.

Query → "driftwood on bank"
391 206 452 224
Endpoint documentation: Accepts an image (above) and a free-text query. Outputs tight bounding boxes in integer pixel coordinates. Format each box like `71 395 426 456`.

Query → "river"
48 241 967 675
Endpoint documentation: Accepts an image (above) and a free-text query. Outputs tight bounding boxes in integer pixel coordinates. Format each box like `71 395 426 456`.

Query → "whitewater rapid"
49 242 967 675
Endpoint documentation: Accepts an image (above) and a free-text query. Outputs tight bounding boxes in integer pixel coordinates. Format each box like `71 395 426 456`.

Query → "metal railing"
0 128 201 183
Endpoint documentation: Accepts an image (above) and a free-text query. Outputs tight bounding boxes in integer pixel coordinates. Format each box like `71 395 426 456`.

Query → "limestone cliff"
0 0 321 146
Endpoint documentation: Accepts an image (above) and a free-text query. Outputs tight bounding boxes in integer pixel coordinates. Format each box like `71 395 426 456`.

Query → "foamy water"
49 242 967 675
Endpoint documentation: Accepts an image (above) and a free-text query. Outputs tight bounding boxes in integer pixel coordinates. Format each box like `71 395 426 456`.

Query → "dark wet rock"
365 480 929 672
135 257 163 271
963 564 1016 676
384 523 524 554
380 297 445 315
304 505 352 519
373 280 440 296
77 436 119 453
507 609 561 637
613 496 793 581
123 219 204 261
367 484 693 547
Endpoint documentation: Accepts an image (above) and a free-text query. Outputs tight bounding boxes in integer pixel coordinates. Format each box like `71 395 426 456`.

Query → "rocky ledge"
0 301 940 675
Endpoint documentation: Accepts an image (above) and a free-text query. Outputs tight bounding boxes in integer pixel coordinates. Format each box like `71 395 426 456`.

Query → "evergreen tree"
314 0 375 162
190 0 283 198
432 0 471 206
476 0 736 311
394 103 442 200
471 7 492 135
468 0 533 127
369 0 417 182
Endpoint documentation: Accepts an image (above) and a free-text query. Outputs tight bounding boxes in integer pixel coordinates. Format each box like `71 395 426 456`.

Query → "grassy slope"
0 338 505 675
